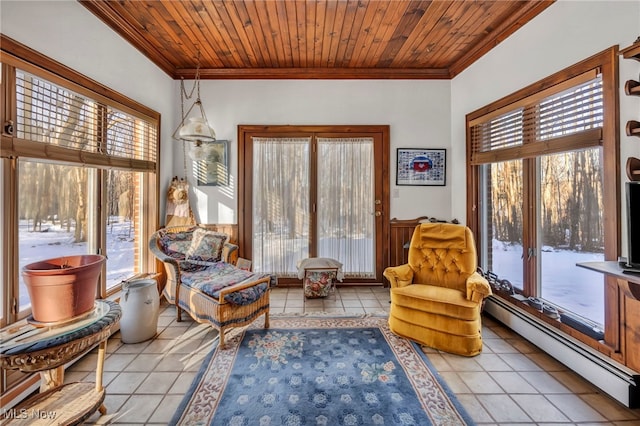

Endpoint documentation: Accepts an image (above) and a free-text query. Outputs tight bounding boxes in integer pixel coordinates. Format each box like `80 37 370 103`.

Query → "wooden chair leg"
264 309 270 329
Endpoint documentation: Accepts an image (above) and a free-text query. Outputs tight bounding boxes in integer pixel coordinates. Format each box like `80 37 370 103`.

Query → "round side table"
0 300 121 425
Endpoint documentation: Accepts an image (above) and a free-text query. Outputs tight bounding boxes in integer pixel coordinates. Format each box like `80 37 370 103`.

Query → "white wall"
187 79 452 223
451 0 640 242
1 0 176 219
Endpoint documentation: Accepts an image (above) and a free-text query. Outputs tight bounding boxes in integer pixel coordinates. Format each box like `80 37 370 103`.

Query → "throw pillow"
185 227 228 263
158 227 196 259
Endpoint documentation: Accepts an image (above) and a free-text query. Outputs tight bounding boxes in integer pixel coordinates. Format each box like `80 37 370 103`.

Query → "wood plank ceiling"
80 0 554 80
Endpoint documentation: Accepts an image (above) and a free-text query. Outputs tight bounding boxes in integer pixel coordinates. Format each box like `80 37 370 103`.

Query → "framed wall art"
396 148 446 186
194 140 229 186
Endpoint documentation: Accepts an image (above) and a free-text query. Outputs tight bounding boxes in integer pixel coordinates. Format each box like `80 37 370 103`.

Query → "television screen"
627 182 640 268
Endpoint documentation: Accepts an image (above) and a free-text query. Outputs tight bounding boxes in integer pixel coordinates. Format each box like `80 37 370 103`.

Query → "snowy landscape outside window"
469 67 611 326
2 61 159 317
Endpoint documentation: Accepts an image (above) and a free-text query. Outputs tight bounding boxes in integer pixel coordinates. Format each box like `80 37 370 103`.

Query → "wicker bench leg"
218 327 225 348
264 309 270 329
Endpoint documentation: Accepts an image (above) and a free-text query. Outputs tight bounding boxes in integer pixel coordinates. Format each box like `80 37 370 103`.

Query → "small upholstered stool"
296 257 344 299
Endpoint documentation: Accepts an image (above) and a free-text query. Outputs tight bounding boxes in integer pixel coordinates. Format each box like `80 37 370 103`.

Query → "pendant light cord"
178 50 202 128
179 50 202 179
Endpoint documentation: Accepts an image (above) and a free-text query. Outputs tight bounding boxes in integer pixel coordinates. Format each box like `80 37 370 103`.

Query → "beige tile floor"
65 286 640 425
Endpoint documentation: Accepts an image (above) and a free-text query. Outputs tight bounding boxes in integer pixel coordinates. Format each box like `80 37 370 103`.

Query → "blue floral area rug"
170 316 475 425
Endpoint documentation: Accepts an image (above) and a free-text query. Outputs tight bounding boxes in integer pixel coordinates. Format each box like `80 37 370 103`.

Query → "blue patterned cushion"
180 261 270 305
158 227 196 259
185 228 228 262
225 282 269 305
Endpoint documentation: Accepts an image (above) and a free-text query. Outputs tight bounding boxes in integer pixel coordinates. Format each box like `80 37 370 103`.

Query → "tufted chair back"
407 223 478 293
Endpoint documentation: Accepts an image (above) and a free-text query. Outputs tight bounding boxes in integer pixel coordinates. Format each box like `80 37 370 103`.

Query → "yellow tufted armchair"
383 222 492 356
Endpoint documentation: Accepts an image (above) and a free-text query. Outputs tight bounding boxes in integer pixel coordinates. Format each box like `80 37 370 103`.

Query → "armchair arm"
222 242 239 265
148 236 182 291
383 264 414 288
465 271 492 303
217 275 271 304
148 237 174 264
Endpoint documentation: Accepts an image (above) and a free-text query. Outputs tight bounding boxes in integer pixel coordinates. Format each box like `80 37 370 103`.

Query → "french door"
239 125 389 284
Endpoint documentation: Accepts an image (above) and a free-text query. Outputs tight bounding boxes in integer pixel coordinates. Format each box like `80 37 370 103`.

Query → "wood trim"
1 372 40 407
1 158 18 328
176 67 451 80
0 137 156 171
470 128 603 164
602 45 621 349
466 118 478 236
388 216 429 274
199 223 238 245
620 39 640 61
522 158 536 297
1 63 15 139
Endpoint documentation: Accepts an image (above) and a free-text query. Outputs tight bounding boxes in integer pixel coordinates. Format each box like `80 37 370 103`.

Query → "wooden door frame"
237 124 390 284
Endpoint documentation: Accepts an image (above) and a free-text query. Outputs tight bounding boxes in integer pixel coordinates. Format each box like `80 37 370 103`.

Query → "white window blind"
13 70 157 169
536 77 603 140
470 73 603 165
16 70 99 150
471 109 524 155
106 107 157 162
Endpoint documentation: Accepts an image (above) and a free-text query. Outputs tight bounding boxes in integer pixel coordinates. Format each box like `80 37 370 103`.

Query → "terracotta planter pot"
22 254 106 323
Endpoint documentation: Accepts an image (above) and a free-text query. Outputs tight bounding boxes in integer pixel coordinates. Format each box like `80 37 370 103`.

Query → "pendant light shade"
179 116 216 142
172 52 216 144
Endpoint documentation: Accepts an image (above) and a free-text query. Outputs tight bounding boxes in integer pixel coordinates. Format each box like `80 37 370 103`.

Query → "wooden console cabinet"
577 262 640 373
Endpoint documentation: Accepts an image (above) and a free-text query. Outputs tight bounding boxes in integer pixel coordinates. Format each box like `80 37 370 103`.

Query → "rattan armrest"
217 275 271 304
148 232 183 293
148 236 177 264
222 242 239 265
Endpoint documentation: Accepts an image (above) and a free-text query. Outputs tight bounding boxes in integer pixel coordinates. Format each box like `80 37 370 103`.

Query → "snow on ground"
17 219 134 309
15 223 605 325
491 239 604 324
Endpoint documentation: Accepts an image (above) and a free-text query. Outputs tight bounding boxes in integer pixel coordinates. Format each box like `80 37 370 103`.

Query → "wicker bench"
149 225 271 347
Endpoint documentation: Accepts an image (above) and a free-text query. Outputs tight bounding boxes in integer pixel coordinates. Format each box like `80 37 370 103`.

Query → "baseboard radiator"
484 296 639 408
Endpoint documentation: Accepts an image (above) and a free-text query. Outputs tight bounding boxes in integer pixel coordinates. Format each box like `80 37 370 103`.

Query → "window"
1 38 160 332
479 159 524 291
467 48 618 331
17 161 96 311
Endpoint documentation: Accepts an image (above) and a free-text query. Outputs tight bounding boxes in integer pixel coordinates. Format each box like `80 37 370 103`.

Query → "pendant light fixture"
172 51 216 144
